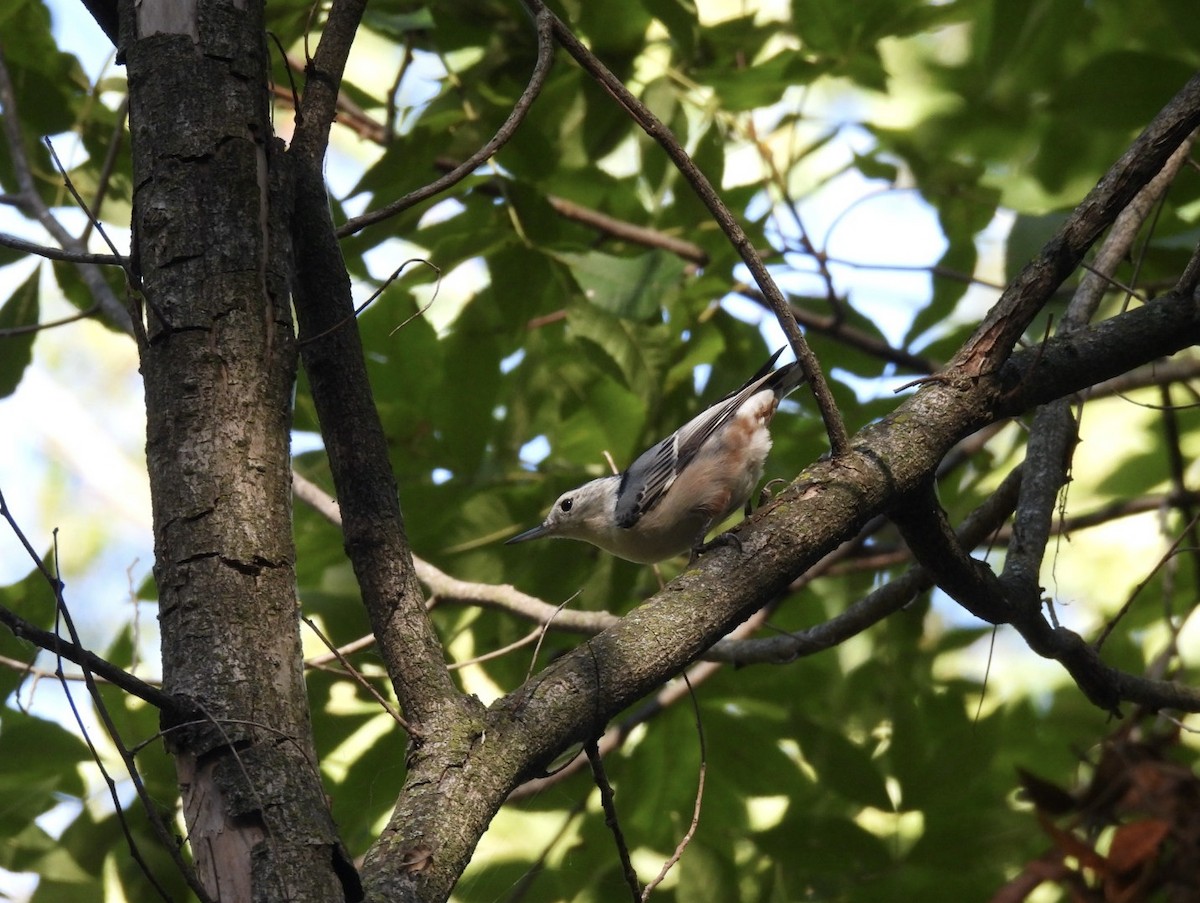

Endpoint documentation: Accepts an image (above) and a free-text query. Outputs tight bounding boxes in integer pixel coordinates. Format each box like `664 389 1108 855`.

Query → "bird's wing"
614 433 678 528
613 350 792 529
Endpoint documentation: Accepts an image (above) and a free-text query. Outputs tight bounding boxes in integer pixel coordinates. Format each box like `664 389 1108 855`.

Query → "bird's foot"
746 478 788 515
689 530 743 566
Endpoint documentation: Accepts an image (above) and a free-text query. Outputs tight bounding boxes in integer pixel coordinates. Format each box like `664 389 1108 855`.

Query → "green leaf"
0 267 40 397
644 0 699 57
2 822 92 882
553 375 645 467
0 710 91 834
0 558 60 701
703 51 814 113
565 299 672 404
793 716 893 810
361 6 435 39
1052 51 1199 130
673 841 741 902
550 249 686 320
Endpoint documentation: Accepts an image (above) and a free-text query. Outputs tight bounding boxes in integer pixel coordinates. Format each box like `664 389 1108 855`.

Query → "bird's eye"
559 497 573 513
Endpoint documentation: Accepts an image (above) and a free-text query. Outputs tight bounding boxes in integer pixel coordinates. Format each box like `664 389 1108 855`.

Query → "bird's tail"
763 353 807 400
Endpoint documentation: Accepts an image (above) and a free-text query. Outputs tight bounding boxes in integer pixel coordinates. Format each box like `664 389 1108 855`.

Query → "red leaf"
1106 819 1169 874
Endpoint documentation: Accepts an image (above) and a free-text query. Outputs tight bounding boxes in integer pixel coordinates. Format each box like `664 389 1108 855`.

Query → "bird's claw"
760 478 788 510
689 530 743 566
745 478 788 515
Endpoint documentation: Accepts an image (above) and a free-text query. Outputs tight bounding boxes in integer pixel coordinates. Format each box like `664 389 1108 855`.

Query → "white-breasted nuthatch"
506 349 806 563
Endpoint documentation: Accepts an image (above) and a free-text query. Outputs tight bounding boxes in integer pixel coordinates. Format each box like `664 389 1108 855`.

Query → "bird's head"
506 476 620 548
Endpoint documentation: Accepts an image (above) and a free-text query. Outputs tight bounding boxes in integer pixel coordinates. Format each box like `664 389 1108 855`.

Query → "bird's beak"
506 522 551 545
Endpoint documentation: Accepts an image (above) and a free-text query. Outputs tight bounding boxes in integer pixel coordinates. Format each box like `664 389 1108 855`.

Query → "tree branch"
892 481 1200 716
289 0 365 162
78 0 119 46
0 602 177 712
492 284 1200 788
341 281 1200 897
1003 134 1197 604
720 464 1025 665
734 282 938 373
336 8 555 238
288 0 469 734
0 230 127 266
953 72 1200 376
520 0 849 455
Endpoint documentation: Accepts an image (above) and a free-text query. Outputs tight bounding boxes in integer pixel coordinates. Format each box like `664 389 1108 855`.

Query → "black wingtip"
737 347 786 390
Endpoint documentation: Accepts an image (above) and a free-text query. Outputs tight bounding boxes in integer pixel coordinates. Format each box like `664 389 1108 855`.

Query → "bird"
506 349 806 563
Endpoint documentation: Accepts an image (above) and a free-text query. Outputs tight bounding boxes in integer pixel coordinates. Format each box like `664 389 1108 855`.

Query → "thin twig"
301 615 415 733
447 626 543 671
640 672 705 900
336 7 556 237
296 257 439 346
734 283 936 373
0 302 100 336
747 118 841 313
384 38 414 142
524 0 848 454
80 94 128 246
268 33 302 125
524 592 578 683
585 738 641 902
43 528 211 902
0 231 126 265
0 45 129 329
544 193 707 265
304 632 376 667
0 491 177 711
1093 512 1200 651
1078 261 1147 304
41 136 165 340
1156 381 1200 610
42 138 130 272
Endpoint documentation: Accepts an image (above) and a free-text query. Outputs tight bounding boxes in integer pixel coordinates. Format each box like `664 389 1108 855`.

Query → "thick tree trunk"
121 0 354 898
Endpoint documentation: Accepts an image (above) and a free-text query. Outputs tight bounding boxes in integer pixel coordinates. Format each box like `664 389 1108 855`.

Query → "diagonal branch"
0 230 127 266
721 463 1025 666
734 283 938 373
952 72 1200 377
289 0 367 163
0 602 178 712
0 491 207 897
502 284 1200 777
361 199 1200 903
519 0 849 455
287 0 468 730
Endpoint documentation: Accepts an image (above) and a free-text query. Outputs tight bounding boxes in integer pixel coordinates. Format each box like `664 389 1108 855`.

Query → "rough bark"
122 0 353 898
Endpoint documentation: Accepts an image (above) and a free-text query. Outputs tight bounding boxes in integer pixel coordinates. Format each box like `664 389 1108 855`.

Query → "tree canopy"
2 0 1200 901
